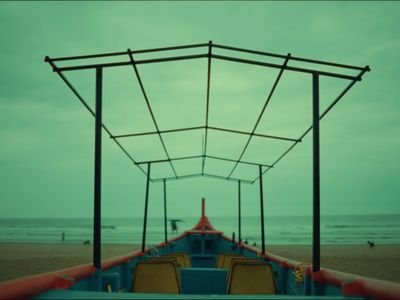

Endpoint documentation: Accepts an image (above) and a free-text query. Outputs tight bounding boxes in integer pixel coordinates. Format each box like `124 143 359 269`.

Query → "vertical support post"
141 163 151 253
93 67 102 269
201 41 212 175
238 180 242 243
201 197 205 218
201 197 205 231
201 197 206 254
312 73 320 272
259 165 266 255
163 179 168 244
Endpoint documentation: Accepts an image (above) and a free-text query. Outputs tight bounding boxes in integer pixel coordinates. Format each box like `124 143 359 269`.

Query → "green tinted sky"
0 1 399 219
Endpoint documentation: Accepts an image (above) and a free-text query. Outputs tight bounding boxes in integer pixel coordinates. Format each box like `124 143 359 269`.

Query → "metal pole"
259 165 266 255
163 179 168 243
93 67 102 269
141 163 151 253
238 180 242 243
202 40 212 175
312 73 320 272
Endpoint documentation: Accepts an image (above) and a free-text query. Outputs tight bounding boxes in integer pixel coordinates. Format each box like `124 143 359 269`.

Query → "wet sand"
0 243 399 283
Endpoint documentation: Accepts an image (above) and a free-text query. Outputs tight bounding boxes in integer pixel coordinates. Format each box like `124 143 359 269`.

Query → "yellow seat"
226 258 262 283
164 252 192 267
227 261 277 295
218 254 244 269
147 256 179 265
132 260 181 294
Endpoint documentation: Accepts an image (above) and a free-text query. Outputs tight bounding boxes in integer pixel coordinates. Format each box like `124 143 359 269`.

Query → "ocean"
0 214 399 246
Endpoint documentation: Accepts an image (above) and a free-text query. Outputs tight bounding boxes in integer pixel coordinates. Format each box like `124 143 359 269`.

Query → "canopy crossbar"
127 49 179 178
151 172 254 185
227 54 291 179
136 154 272 168
112 125 299 143
46 41 368 75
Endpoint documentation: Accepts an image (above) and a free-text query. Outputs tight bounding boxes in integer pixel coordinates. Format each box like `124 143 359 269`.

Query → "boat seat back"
226 258 262 282
164 252 192 267
132 260 181 294
227 261 277 295
147 256 179 265
217 254 244 269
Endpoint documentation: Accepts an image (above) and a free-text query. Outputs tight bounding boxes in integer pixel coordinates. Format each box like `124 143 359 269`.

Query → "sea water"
0 214 399 245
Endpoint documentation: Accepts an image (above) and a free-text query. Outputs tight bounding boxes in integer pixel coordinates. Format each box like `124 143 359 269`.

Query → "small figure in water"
61 231 65 242
169 219 182 234
367 240 375 248
244 238 249 245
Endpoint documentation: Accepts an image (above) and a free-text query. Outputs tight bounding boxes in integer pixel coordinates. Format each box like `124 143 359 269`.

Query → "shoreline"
0 243 399 284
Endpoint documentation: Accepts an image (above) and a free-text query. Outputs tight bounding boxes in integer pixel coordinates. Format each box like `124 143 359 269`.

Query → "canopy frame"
45 41 370 275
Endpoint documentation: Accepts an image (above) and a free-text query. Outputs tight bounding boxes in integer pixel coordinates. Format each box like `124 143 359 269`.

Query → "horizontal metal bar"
211 54 362 81
203 173 253 185
113 125 297 142
208 126 300 142
112 126 205 139
47 43 209 62
47 42 369 73
137 154 203 165
152 172 253 184
213 43 367 71
152 173 203 183
49 52 365 82
54 54 209 72
137 154 271 168
206 154 272 168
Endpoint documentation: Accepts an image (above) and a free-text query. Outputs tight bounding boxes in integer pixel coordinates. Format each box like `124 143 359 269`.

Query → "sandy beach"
0 243 399 283
266 245 400 283
0 243 139 283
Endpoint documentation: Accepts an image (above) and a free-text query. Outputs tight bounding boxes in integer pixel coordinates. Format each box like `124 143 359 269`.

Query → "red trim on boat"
312 269 400 299
101 250 142 271
0 264 95 299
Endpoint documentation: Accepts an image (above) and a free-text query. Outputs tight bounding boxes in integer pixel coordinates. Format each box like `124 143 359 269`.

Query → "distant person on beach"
367 240 375 248
61 231 65 242
169 219 182 234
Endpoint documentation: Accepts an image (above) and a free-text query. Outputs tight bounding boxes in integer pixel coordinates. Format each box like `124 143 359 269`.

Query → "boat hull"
1 230 399 299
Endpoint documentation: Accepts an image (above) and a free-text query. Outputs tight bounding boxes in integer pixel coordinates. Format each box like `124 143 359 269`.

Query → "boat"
1 42 400 299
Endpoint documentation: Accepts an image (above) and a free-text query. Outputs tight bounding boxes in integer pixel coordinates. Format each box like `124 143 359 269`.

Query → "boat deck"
36 290 364 300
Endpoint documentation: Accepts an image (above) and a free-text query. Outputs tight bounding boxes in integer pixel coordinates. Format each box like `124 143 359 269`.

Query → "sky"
0 1 399 220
